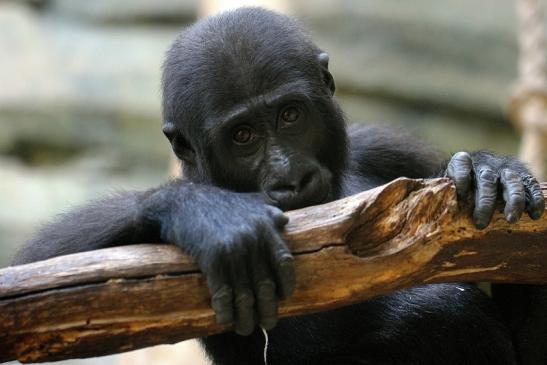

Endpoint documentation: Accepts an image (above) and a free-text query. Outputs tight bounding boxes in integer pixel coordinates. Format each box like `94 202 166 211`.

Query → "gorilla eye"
232 126 255 145
280 106 300 125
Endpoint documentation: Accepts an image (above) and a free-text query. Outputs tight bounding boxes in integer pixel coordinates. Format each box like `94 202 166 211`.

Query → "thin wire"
261 327 269 365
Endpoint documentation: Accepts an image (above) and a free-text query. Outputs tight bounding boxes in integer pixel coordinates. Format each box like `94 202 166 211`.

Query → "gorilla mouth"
273 189 329 211
265 169 332 211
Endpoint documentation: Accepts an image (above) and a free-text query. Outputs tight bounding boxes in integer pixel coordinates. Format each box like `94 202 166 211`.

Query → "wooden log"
1 178 546 363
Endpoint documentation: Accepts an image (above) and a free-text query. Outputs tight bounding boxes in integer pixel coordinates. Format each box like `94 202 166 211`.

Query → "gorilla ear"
162 121 196 164
162 121 177 141
318 52 335 95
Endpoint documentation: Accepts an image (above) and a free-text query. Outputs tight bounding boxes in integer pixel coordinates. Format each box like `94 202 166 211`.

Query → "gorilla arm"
12 189 157 266
12 180 295 336
347 125 544 227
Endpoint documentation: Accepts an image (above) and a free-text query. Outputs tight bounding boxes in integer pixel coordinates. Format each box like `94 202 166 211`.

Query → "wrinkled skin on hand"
446 151 545 229
150 185 295 335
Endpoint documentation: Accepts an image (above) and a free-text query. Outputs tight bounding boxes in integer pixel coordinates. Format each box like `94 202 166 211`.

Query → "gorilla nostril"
267 189 294 205
298 171 315 191
274 184 297 193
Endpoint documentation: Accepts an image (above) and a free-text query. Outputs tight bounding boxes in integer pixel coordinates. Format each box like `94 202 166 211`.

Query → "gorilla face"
206 83 337 210
164 78 343 210
161 9 348 210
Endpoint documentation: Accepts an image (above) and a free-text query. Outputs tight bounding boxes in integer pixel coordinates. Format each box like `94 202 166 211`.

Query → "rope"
511 0 547 180
517 0 547 89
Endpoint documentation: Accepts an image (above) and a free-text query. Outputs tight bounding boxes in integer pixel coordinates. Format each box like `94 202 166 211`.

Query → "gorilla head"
161 7 347 210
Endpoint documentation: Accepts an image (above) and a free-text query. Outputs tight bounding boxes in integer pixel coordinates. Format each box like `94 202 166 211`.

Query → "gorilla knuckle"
522 173 540 187
235 291 255 308
510 194 525 205
478 168 498 184
212 286 233 305
452 151 472 160
449 152 473 169
216 241 248 267
277 250 294 263
477 195 497 206
238 229 258 243
266 205 284 215
501 168 519 181
256 280 276 296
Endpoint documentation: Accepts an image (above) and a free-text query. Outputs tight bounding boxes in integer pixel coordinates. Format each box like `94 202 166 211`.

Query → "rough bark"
1 178 546 363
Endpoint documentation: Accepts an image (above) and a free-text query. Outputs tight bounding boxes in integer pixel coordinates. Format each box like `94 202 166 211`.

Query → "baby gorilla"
13 7 545 365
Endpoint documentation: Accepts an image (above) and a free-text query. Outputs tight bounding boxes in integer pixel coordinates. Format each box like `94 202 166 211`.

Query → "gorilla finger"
205 261 235 325
266 206 289 228
523 174 545 220
234 288 256 335
473 166 499 229
267 231 295 299
229 257 256 335
210 284 234 325
446 152 473 200
249 241 279 330
499 169 525 223
256 280 278 330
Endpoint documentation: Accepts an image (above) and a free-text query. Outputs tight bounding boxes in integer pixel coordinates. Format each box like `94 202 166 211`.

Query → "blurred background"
1 0 545 364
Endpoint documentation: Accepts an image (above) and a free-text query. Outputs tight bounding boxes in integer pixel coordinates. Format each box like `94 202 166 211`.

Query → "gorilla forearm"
12 190 160 265
12 180 193 265
349 125 540 182
347 127 544 226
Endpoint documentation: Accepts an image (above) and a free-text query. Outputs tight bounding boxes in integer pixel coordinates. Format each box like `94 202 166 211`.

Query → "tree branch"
1 178 546 363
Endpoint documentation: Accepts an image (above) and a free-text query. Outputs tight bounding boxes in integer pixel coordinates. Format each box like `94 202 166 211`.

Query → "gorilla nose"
266 169 319 205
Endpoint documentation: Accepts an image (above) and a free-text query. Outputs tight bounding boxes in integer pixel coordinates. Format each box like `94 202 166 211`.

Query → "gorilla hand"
446 151 545 229
146 183 295 335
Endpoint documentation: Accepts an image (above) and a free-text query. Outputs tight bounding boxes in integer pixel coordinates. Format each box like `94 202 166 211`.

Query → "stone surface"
297 0 519 119
49 0 197 23
0 2 181 116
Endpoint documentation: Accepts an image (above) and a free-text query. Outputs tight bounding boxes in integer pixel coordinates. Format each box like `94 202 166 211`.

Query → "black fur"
13 7 547 365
